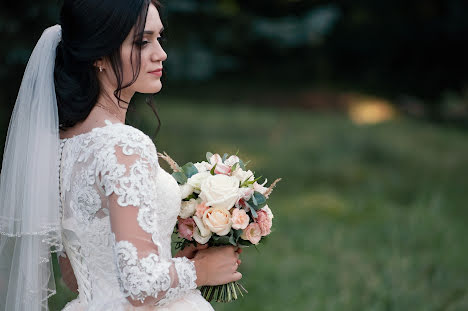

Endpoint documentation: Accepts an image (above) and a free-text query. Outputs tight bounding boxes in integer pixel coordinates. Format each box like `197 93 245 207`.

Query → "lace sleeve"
98 131 197 307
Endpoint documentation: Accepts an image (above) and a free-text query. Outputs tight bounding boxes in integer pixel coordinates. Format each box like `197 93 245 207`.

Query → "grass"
50 97 468 310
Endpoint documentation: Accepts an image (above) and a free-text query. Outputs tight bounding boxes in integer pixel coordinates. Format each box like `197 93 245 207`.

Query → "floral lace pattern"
59 121 204 310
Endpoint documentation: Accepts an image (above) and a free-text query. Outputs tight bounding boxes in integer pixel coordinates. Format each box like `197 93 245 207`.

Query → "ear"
93 58 105 71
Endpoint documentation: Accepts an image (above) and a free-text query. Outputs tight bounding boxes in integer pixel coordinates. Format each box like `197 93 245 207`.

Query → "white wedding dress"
58 120 214 311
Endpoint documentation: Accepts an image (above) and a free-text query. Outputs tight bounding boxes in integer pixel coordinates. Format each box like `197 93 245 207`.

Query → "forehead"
145 3 163 32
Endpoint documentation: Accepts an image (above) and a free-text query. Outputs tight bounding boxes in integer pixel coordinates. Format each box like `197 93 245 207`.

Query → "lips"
149 68 163 77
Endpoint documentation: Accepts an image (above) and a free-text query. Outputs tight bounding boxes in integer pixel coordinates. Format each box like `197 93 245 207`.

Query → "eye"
157 34 166 44
135 40 150 47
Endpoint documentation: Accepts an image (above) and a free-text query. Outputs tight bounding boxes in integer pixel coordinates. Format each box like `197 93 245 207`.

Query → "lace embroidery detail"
69 169 102 223
114 240 172 302
156 257 198 307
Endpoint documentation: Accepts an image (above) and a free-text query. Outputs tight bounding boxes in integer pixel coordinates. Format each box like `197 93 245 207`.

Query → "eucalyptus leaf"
206 152 214 162
222 153 229 162
251 193 258 206
181 162 198 178
172 171 187 184
250 206 258 218
252 191 267 206
233 229 243 243
239 159 246 170
229 234 236 246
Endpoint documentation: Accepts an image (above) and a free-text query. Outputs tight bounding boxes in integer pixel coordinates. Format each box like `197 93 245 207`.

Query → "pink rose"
256 209 272 236
209 154 231 175
224 155 240 167
240 223 262 245
195 201 209 219
231 208 250 230
178 217 196 241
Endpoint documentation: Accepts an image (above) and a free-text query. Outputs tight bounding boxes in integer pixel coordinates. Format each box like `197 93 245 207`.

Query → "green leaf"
181 162 198 178
231 162 238 172
250 206 258 218
233 229 243 243
229 234 236 246
211 235 230 246
251 193 258 206
222 153 229 162
172 171 187 184
238 239 251 247
206 152 214 162
252 191 267 207
210 163 217 175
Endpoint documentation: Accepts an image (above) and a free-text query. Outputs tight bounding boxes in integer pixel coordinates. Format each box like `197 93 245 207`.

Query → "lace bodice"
59 121 213 310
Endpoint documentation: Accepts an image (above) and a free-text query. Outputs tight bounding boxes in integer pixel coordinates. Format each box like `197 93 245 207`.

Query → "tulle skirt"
62 289 214 311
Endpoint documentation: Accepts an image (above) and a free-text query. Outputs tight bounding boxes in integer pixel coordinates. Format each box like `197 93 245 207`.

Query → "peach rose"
231 208 250 230
203 207 232 236
256 209 272 236
240 223 262 245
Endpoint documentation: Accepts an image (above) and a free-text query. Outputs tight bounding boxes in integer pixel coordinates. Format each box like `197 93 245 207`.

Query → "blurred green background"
2 1 468 310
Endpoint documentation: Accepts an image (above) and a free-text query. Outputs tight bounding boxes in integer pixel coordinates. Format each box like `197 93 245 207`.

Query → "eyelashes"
134 36 166 47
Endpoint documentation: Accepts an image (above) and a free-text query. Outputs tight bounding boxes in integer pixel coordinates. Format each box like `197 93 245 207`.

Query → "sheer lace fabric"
59 121 214 311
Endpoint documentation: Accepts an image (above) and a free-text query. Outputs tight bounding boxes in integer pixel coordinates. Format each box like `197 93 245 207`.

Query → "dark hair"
54 0 161 131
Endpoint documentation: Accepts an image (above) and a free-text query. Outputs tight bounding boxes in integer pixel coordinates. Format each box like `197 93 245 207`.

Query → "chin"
139 82 162 94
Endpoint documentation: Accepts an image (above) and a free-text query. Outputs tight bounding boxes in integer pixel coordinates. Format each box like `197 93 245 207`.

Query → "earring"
99 66 103 72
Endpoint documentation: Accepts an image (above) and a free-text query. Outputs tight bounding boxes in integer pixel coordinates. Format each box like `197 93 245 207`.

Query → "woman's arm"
58 254 78 293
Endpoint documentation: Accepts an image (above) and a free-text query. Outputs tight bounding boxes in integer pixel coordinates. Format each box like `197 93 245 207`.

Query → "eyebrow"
139 28 164 36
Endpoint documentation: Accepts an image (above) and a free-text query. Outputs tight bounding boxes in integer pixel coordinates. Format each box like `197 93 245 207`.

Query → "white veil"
0 25 63 310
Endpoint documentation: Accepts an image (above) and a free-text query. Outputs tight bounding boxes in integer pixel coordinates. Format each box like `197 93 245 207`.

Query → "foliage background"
1 1 467 310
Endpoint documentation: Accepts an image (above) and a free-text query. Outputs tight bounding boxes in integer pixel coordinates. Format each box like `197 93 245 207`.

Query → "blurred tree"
0 0 467 121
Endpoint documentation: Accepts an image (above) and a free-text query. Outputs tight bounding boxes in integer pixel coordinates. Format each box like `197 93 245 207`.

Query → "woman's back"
59 121 213 310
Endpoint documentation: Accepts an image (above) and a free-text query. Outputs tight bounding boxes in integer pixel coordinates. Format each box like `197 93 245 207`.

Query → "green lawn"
50 97 468 310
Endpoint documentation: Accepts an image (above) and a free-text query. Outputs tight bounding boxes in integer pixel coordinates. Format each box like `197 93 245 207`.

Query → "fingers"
196 243 209 250
232 271 243 282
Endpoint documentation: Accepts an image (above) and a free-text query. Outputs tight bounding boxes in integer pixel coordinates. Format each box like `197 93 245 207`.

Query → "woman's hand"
58 254 78 293
192 245 243 286
174 243 209 259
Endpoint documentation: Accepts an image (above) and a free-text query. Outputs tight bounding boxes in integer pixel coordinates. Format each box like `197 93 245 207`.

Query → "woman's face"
101 3 167 97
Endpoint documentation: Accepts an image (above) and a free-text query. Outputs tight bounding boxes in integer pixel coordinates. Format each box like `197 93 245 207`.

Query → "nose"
151 40 167 62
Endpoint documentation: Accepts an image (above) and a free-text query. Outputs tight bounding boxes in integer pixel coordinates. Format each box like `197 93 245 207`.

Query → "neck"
96 84 135 123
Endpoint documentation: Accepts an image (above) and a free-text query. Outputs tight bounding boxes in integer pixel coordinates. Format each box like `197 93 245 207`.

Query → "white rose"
187 171 212 193
179 183 194 200
199 174 240 210
232 168 254 184
193 216 212 244
203 207 232 236
261 204 274 220
179 198 200 219
194 161 211 173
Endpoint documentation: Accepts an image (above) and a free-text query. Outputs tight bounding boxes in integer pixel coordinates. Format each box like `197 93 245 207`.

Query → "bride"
0 0 242 310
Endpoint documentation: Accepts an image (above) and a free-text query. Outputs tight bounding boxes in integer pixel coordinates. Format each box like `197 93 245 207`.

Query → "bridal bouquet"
158 151 281 303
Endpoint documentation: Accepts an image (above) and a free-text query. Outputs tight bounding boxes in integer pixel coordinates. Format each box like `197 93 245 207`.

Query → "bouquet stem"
200 281 248 303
